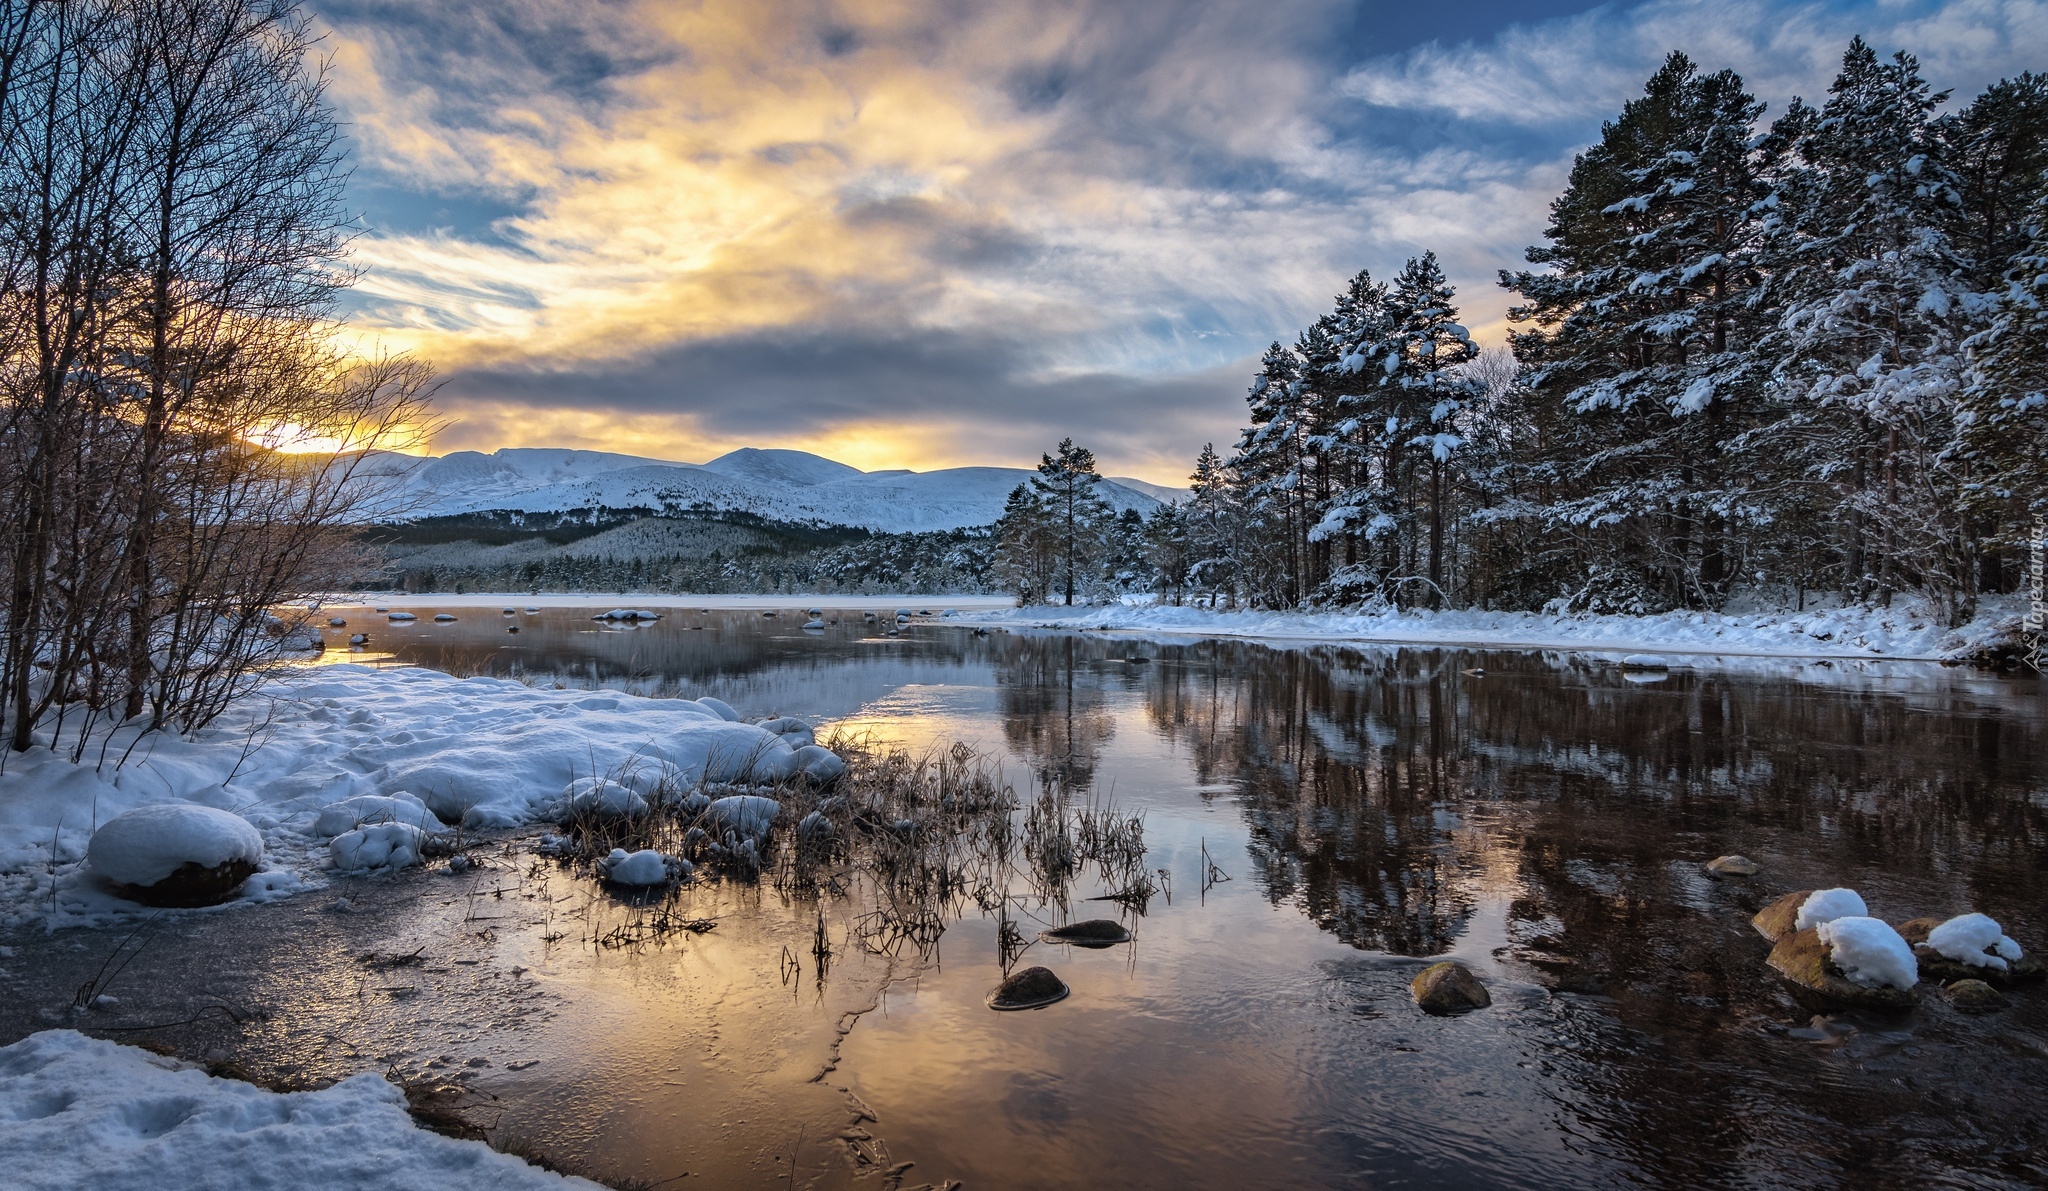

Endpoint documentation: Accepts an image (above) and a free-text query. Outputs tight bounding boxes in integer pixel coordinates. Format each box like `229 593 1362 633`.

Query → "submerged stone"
1705 854 1761 878
1411 961 1491 1015
1752 890 1813 942
987 966 1070 1011
1765 928 1916 1011
1040 919 1132 947
1943 979 2006 1014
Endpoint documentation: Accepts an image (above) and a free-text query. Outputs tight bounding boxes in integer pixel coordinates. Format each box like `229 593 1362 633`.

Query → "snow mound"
1926 913 2022 970
795 744 847 783
1619 654 1671 670
314 794 444 838
387 611 416 621
602 848 672 886
704 795 779 839
694 697 739 722
86 805 263 888
803 619 826 630
329 823 426 872
0 1030 595 1190
595 608 660 621
756 717 815 748
1816 916 1918 989
1795 888 1868 931
560 779 647 821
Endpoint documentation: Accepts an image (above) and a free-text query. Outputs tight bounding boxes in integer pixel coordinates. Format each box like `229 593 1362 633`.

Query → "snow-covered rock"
601 848 673 886
387 611 416 621
1795 888 1867 932
313 794 444 838
595 608 660 621
1816 916 1918 990
329 823 426 872
1925 913 2023 971
1619 654 1670 670
704 795 779 839
803 619 826 630
432 613 457 622
86 805 263 905
0 1031 598 1190
755 716 816 748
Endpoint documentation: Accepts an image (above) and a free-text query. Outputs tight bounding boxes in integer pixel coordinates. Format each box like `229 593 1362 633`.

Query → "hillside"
363 446 1179 533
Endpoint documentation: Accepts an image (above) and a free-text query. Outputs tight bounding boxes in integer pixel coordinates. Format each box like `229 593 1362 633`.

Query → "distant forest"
993 41 2048 623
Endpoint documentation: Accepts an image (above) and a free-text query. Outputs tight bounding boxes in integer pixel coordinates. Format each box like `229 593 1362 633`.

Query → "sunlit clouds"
314 0 2042 482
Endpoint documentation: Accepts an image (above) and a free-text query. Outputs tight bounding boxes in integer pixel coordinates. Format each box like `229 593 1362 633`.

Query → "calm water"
32 605 2048 1189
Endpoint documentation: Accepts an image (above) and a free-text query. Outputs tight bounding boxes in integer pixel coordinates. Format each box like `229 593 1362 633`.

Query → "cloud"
310 0 2039 482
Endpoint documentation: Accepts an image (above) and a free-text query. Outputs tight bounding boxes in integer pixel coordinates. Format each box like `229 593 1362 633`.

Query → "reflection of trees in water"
1137 641 2048 968
992 634 1117 793
1142 642 1477 955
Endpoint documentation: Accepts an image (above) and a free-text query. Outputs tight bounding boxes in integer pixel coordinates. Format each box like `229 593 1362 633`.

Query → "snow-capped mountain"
366 447 1177 532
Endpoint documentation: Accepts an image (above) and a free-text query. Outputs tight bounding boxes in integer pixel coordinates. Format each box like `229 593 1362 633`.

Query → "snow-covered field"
0 664 825 928
959 594 2032 663
0 1031 596 1189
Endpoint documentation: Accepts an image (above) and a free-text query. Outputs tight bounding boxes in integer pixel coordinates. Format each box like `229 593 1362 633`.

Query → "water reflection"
310 607 2046 1187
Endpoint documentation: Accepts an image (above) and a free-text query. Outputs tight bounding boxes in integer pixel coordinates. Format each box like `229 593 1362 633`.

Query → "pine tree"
1229 344 1310 604
1502 52 1774 609
1763 38 1975 615
1030 438 1112 606
1186 443 1243 605
1144 502 1193 606
994 483 1058 604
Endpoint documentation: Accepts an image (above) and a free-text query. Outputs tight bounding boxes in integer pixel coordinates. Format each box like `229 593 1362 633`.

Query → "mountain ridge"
364 446 1188 533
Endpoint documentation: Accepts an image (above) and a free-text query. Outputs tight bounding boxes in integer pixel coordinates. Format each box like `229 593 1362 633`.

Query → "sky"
314 0 2046 484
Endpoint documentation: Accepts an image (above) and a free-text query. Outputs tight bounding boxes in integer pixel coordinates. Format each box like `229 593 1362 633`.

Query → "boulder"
1411 961 1491 1014
1752 890 1812 942
1766 927 1916 1011
87 805 264 907
1705 854 1760 878
1942 979 2006 1014
1895 917 1941 946
987 966 1070 1010
1039 919 1132 947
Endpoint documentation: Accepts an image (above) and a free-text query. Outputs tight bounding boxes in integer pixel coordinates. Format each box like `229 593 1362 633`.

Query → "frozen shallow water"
4 605 2045 1189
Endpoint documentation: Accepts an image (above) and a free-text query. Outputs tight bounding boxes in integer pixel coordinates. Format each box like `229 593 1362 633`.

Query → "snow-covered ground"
957 594 2032 663
0 1031 596 1189
318 592 1016 612
0 664 823 928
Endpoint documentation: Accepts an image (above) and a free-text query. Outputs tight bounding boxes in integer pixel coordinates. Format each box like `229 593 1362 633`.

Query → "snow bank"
0 664 831 926
85 805 262 888
961 594 2027 662
1796 888 1869 931
0 1031 596 1190
1816 916 1918 989
1926 913 2023 970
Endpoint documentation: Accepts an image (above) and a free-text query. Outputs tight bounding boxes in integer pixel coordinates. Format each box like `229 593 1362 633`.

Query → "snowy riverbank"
959 594 2033 664
0 664 823 928
0 1031 597 1189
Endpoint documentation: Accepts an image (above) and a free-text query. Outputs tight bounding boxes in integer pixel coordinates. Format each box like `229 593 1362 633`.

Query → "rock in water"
1411 961 1491 1014
987 966 1070 1010
1705 854 1760 878
87 804 264 907
1943 979 2006 1014
1753 890 1813 942
1766 927 1916 1011
1040 919 1133 947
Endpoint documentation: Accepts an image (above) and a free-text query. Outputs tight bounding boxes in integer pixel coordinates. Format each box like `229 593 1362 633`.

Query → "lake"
10 603 2047 1189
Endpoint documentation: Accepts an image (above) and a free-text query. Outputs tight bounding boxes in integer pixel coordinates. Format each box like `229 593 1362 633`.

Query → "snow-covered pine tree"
1960 186 2048 582
1144 501 1193 606
1030 438 1113 606
1229 343 1311 604
1384 253 1480 604
1761 38 1978 617
1502 52 1773 610
994 482 1058 604
1186 442 1245 606
1305 269 1395 601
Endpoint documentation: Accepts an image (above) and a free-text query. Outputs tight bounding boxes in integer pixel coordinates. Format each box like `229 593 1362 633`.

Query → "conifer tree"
1031 438 1112 605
